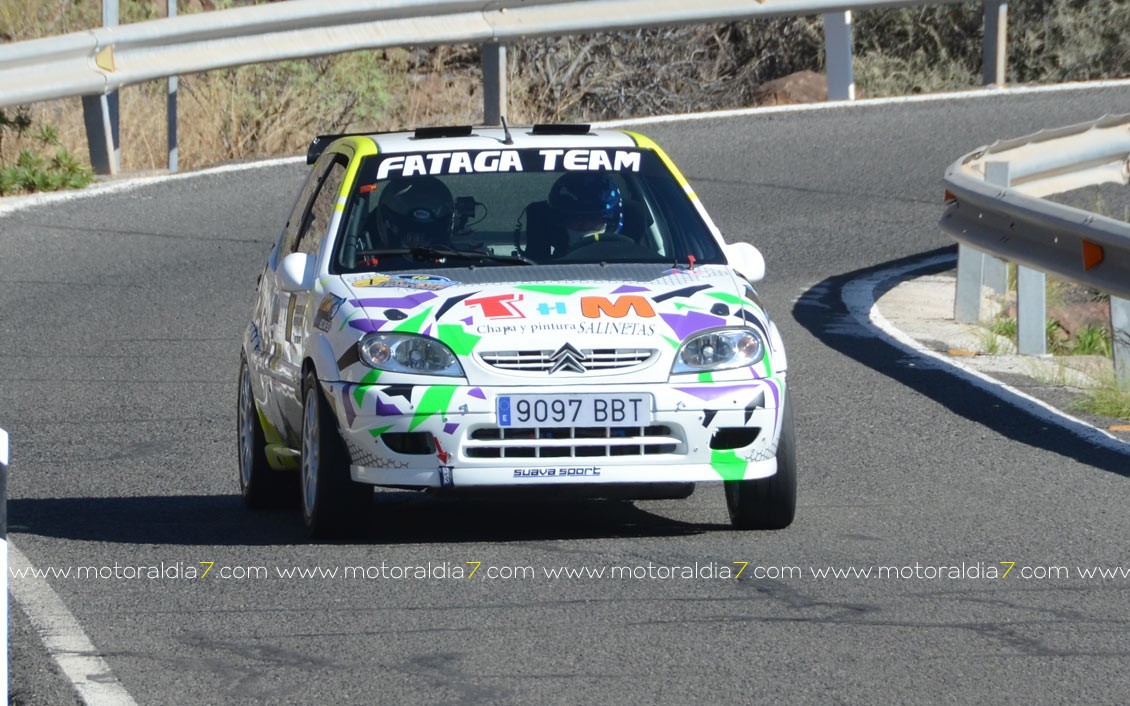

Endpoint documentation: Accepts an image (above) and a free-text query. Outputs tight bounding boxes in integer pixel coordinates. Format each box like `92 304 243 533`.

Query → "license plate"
497 393 652 428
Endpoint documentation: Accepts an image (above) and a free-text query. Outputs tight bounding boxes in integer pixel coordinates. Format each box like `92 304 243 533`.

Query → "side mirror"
278 252 315 292
724 241 765 283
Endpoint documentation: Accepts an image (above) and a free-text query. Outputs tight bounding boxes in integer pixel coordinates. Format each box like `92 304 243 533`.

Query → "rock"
1049 300 1110 338
752 71 828 106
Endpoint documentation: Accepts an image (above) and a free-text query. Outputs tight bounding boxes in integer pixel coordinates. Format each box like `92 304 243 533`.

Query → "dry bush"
508 20 824 122
1 0 1128 176
380 46 484 129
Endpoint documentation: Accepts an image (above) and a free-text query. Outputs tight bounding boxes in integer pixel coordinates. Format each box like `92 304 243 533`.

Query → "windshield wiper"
355 247 533 266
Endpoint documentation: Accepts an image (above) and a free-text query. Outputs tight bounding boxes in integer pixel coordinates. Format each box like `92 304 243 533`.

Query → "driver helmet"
547 172 624 243
377 176 455 248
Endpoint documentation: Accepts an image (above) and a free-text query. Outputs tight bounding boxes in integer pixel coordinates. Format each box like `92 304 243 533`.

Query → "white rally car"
238 124 795 537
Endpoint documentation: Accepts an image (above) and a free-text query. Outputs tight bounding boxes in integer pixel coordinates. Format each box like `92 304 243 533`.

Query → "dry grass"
1 0 1128 177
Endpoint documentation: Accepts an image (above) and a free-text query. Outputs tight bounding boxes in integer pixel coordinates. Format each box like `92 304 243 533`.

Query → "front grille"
479 348 656 373
465 425 680 459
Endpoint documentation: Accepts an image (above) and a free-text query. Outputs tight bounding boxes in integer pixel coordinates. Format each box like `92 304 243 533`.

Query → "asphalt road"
3 86 1130 705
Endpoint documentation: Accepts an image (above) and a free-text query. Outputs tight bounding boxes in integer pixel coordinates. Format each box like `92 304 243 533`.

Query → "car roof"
308 125 643 164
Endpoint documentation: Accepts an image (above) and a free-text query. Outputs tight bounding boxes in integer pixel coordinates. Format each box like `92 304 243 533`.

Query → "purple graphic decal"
348 319 386 333
350 292 438 309
422 324 433 337
443 422 459 435
612 285 651 294
660 311 726 340
468 388 486 400
376 399 403 417
674 384 762 402
765 379 780 410
461 317 474 326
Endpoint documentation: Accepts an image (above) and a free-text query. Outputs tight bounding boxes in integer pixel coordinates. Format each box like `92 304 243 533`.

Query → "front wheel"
724 388 797 530
301 369 371 538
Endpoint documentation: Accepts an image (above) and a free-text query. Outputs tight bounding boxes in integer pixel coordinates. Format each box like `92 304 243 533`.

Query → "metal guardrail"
940 114 1130 378
0 0 971 104
0 0 996 174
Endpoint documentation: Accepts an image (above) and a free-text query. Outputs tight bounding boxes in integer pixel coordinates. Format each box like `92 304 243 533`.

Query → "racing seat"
523 200 568 260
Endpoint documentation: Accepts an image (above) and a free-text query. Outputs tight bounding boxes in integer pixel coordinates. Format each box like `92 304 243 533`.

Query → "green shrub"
1074 375 1130 421
0 109 92 195
1072 324 1113 357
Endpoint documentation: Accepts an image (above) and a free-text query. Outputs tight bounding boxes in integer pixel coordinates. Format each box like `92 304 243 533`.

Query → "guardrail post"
981 153 1049 358
955 162 1010 324
982 1 1008 86
482 42 507 126
1 426 8 702
167 0 178 173
83 0 120 175
981 162 1010 295
1112 297 1130 385
82 93 120 176
954 244 985 323
822 11 855 101
1017 265 1046 355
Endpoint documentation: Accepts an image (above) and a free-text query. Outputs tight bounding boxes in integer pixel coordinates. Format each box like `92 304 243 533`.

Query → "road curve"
2 85 1130 704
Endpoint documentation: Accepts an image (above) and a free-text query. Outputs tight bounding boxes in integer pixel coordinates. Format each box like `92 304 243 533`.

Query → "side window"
296 159 348 257
279 154 348 258
280 159 330 257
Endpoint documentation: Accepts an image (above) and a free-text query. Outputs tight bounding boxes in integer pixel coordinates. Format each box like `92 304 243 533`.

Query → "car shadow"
792 245 1130 479
8 491 725 546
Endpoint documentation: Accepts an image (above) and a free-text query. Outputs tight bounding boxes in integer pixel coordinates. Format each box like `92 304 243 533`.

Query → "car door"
257 150 350 443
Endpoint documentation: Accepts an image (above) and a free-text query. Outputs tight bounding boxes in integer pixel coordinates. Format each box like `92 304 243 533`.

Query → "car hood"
328 263 778 386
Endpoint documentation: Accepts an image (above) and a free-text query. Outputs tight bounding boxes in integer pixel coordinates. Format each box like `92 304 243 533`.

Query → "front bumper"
324 378 786 488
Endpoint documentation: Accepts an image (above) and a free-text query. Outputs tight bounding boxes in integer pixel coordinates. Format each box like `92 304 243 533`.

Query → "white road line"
595 78 1130 127
8 542 138 706
842 252 1129 453
0 155 303 218
0 78 1127 222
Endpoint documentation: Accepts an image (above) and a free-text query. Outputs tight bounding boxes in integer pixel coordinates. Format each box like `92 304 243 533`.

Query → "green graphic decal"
710 449 748 481
514 284 596 295
437 323 481 356
393 306 434 334
256 406 285 445
673 302 704 312
368 425 393 439
409 385 458 431
698 371 714 383
339 310 363 332
355 369 382 407
705 291 744 306
662 335 681 350
265 444 300 471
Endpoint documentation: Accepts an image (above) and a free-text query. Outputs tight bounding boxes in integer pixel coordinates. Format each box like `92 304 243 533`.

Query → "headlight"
358 333 464 376
672 328 765 373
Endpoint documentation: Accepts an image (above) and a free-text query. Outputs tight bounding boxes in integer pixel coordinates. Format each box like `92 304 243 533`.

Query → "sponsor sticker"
376 149 644 179
349 274 457 290
313 294 347 332
512 466 602 479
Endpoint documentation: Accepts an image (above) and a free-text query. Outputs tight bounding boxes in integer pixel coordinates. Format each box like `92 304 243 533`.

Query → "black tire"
238 355 294 509
300 369 371 538
724 387 797 530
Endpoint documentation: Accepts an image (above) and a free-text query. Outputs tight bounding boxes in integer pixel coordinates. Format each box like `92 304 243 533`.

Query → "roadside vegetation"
0 0 1126 186
978 265 1129 420
0 108 92 195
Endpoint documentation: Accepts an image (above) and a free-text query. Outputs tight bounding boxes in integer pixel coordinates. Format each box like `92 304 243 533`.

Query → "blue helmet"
548 172 623 235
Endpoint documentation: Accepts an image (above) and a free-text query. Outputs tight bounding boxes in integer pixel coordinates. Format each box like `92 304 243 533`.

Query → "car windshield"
330 148 725 273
